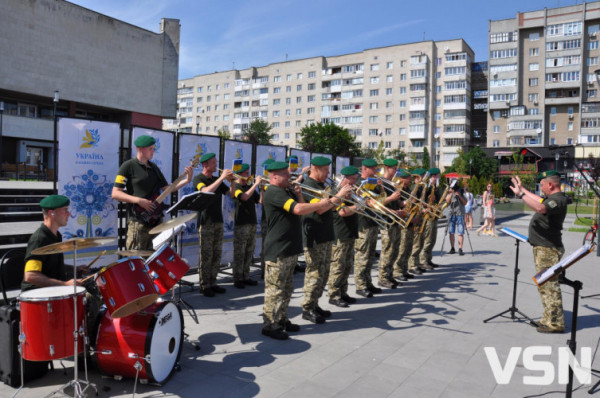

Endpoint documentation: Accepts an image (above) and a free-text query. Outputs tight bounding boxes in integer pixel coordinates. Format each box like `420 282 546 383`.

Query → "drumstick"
85 250 106 269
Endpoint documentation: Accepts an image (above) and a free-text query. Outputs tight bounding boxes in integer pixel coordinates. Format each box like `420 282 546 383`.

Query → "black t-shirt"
22 224 66 292
234 182 259 225
193 174 230 225
333 201 359 241
114 158 168 221
262 185 302 261
528 191 567 249
302 176 335 247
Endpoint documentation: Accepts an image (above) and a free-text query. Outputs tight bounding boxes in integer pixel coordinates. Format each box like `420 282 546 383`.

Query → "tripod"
440 215 473 256
484 238 538 326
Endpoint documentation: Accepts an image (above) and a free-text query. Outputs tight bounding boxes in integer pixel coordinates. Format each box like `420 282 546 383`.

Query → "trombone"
217 167 251 183
355 183 408 228
377 175 444 219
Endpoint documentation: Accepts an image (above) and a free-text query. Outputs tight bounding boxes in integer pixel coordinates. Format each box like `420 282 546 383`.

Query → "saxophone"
418 184 438 234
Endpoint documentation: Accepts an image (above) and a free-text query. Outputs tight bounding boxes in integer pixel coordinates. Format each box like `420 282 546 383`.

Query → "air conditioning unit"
592 31 597 37
588 81 594 86
534 100 539 105
444 46 450 53
568 114 574 119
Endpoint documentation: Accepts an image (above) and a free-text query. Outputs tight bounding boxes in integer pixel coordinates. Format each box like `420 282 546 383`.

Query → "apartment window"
386 115 392 122
589 57 599 66
399 100 406 108
386 88 393 95
297 85 302 91
399 128 406 135
587 89 598 98
436 99 441 107
308 71 316 78
568 121 573 131
296 109 301 115
224 93 230 100
529 48 539 56
493 125 500 133
529 32 540 41
274 76 281 82
308 83 315 90
398 141 405 148
224 83 231 89
308 95 315 102
528 93 539 102
197 87 203 93
285 109 291 116
370 89 379 97
296 96 302 103
224 104 230 110
436 86 442 93
369 116 378 123
369 129 378 136
297 73 302 79
370 102 378 110
307 107 315 114
387 61 393 69
493 140 500 147
551 107 556 115
285 86 291 93
529 108 539 115
274 87 281 93
551 122 556 131
567 138 574 145
273 99 280 105
284 122 290 127
370 77 380 84
273 111 280 117
411 69 426 78
385 101 392 108
385 128 392 135
272 122 280 128
371 64 379 71
529 63 539 71
589 41 599 50
400 73 407 81
386 75 393 83
286 74 292 81
529 78 538 86
568 106 573 115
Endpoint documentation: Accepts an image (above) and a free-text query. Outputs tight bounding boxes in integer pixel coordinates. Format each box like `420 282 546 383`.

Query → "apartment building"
166 40 474 168
488 2 600 150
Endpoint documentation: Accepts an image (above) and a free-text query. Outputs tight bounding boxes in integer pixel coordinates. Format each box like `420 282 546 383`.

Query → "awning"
445 172 471 179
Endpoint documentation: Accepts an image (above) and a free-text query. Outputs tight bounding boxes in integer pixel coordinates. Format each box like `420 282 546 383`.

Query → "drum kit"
15 214 195 397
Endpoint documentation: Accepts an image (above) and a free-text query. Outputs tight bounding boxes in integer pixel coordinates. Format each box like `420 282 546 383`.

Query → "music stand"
484 227 538 326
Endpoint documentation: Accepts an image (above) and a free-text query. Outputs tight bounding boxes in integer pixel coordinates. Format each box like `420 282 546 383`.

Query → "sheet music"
499 227 529 243
533 243 593 286
166 190 213 214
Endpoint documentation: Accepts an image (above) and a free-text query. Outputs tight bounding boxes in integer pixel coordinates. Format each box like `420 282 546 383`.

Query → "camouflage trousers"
302 241 333 311
409 225 425 270
354 225 379 290
126 219 156 251
420 218 438 265
328 238 355 300
533 246 565 330
378 224 401 282
197 222 224 289
394 226 415 278
233 223 257 282
260 217 268 271
263 255 297 331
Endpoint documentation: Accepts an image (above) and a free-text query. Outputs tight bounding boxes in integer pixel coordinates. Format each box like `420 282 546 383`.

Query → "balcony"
507 128 542 137
442 131 467 139
444 102 469 110
545 96 579 105
408 131 426 140
488 101 510 110
2 114 54 141
409 103 426 111
545 79 580 89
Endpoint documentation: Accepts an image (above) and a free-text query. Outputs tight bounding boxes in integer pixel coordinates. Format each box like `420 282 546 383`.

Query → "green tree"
387 148 407 165
448 146 498 180
359 141 386 163
241 119 272 145
422 147 430 169
217 129 231 140
298 122 360 157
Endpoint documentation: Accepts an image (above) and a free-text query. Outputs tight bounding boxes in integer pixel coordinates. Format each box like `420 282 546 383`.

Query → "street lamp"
555 152 560 172
53 90 59 192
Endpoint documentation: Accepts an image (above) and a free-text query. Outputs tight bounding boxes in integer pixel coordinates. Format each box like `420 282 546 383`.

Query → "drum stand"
483 238 538 327
44 243 97 398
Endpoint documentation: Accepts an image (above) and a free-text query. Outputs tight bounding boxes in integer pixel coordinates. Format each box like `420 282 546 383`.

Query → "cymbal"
117 249 155 257
31 237 116 255
149 212 197 234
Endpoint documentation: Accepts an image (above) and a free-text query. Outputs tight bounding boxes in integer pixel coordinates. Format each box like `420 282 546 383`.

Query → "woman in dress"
477 182 496 236
463 183 474 230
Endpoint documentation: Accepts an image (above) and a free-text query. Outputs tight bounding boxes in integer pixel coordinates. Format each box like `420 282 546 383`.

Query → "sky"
69 0 578 79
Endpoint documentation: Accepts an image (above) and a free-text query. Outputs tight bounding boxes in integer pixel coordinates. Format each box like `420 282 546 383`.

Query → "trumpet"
378 176 443 219
217 168 251 183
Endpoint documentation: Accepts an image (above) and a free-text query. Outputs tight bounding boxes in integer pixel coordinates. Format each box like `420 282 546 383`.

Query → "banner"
178 134 221 267
221 140 253 264
335 156 350 175
290 149 310 175
57 117 120 267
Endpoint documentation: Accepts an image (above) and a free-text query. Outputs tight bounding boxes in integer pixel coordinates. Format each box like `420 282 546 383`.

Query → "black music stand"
484 227 538 326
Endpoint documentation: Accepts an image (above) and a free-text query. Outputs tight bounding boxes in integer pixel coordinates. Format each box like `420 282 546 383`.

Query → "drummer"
22 195 83 291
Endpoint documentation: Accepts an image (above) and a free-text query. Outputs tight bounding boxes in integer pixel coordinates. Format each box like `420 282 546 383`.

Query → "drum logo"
158 311 173 326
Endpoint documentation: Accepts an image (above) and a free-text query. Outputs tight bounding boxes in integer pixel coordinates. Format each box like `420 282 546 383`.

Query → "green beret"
383 158 398 167
262 158 275 167
40 195 70 210
362 158 377 167
412 168 426 176
340 166 359 176
134 135 156 148
239 163 250 173
199 152 216 163
428 167 440 175
266 161 289 172
538 170 560 181
396 169 411 178
285 155 298 162
311 156 331 166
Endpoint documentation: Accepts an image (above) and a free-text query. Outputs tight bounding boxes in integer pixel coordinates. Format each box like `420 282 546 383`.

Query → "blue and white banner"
131 127 174 207
178 134 221 267
57 117 120 266
335 156 350 176
222 140 253 264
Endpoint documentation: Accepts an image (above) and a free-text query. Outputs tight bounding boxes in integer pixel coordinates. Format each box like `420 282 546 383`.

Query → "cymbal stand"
45 242 97 398
170 223 200 351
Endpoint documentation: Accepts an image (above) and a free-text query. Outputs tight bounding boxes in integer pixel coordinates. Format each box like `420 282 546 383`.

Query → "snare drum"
19 286 86 361
145 244 190 294
95 257 158 318
95 301 183 385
